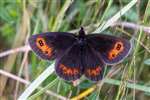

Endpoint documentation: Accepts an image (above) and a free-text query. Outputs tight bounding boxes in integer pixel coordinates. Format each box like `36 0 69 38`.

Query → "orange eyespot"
108 42 124 60
36 37 52 56
86 67 102 76
60 64 79 75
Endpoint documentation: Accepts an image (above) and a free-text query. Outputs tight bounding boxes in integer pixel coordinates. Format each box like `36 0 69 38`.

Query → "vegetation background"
0 0 150 100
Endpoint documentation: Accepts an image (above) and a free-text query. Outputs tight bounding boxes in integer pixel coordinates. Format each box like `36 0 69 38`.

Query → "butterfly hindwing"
87 34 131 64
82 44 105 81
29 32 76 60
55 44 83 81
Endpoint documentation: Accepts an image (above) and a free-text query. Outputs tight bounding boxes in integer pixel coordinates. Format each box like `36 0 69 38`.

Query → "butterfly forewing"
29 32 77 60
55 44 83 81
87 34 131 64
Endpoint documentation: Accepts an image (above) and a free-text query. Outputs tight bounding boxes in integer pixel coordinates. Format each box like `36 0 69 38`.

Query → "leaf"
78 80 93 89
87 91 99 100
144 59 150 65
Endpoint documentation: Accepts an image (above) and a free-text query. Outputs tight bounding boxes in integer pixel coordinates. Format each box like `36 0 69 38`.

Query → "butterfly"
28 27 131 81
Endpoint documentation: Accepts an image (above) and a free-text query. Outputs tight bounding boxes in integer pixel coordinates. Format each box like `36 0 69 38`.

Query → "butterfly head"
79 27 85 38
78 27 86 45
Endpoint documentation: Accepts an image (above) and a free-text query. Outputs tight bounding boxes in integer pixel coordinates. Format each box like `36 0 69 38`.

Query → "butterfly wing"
86 34 131 64
55 44 83 81
29 32 77 60
82 44 105 81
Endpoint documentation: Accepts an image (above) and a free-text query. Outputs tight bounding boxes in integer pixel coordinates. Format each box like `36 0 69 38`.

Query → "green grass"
0 0 150 100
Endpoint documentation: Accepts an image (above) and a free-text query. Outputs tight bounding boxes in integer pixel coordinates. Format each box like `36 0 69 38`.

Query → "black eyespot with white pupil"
38 40 44 46
116 44 121 50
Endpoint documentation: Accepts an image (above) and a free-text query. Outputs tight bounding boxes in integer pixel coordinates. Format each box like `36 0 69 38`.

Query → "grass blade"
94 0 138 33
18 63 55 100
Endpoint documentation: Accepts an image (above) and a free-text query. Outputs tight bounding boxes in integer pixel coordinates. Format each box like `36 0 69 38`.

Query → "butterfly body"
29 27 131 81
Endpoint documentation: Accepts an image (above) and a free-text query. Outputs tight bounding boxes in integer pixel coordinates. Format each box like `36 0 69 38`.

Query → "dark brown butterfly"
29 27 131 81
